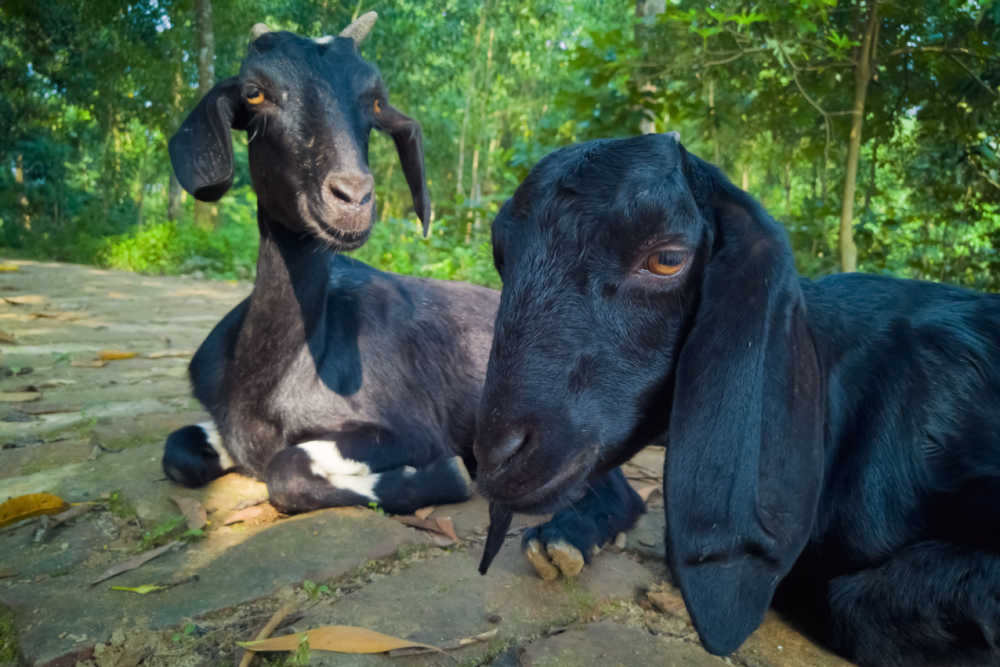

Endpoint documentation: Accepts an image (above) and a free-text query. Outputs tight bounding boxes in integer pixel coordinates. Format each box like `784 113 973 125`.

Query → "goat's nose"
479 427 530 474
326 171 374 206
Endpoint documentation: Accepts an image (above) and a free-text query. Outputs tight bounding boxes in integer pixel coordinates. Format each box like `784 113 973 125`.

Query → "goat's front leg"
520 467 645 580
265 430 472 515
821 541 1000 666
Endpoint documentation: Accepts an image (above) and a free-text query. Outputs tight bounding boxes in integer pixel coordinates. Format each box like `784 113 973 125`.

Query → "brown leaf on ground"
413 506 435 520
636 484 661 503
224 503 279 526
0 492 69 528
238 625 442 654
50 502 96 527
97 349 138 361
393 515 459 543
2 294 47 306
0 391 41 403
146 349 195 359
28 311 82 321
0 329 15 344
0 263 19 272
90 540 182 585
71 358 107 368
0 568 16 579
389 627 499 656
646 584 691 623
238 601 297 667
170 495 207 530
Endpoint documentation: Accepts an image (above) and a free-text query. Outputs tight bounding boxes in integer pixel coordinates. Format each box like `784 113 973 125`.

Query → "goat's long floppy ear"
376 103 432 235
664 149 825 656
168 77 248 202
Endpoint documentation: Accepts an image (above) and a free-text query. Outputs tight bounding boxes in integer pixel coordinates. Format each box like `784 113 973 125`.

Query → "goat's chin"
478 449 596 514
298 193 375 250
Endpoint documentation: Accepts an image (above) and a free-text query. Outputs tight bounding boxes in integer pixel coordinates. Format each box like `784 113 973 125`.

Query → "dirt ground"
0 258 853 667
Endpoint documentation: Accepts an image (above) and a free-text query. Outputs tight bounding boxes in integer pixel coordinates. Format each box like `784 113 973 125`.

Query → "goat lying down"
475 133 1000 666
163 14 644 560
162 14 495 514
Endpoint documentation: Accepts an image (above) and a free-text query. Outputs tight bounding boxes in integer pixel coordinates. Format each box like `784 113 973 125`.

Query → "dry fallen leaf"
0 391 41 403
223 503 278 526
98 349 138 361
414 506 435 520
2 294 47 306
0 329 16 344
90 540 182 585
393 515 459 543
389 628 499 656
238 625 441 654
636 485 661 503
146 349 195 359
71 359 107 368
0 492 69 528
0 264 20 272
170 495 207 530
111 584 168 595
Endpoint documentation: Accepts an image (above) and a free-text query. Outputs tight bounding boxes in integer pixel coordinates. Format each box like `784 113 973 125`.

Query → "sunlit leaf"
0 492 69 527
111 584 167 595
238 625 442 654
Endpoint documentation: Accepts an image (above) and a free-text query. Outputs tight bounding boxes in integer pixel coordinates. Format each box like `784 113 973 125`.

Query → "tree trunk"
456 4 487 197
838 1 879 273
194 0 217 229
167 68 184 221
15 154 30 229
635 0 666 134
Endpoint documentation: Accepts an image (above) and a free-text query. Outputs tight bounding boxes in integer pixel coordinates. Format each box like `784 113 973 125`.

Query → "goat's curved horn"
250 23 271 41
339 11 378 44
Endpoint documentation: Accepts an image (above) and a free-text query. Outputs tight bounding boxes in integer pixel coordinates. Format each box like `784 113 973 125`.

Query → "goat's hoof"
523 538 584 580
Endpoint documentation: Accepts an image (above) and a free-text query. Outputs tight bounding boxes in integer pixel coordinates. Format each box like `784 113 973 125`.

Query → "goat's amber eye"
645 250 687 276
373 98 382 114
245 88 265 105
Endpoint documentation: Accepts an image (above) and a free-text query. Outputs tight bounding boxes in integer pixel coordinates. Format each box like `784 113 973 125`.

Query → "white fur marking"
298 440 372 477
314 35 334 44
297 440 380 501
198 421 235 470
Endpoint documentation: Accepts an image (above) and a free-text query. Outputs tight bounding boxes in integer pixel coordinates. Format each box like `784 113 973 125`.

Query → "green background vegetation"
1 0 998 290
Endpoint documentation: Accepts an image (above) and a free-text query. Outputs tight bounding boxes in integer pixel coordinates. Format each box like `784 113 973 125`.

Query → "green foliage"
1 0 998 290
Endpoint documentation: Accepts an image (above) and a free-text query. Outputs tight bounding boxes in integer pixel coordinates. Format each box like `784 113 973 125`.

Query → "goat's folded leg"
821 540 1000 667
162 421 235 487
521 467 645 580
265 439 472 515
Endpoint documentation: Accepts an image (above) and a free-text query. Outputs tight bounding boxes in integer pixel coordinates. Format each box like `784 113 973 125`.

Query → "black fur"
475 133 1000 666
163 22 643 562
163 22 493 514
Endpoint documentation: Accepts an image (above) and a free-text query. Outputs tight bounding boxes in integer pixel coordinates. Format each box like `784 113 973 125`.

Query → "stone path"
0 259 852 666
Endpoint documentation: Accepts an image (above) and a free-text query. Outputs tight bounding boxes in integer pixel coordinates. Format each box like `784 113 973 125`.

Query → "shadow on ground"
0 259 852 666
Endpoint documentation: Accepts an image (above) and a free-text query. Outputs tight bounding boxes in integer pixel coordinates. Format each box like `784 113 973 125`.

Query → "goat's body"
166 224 498 513
778 273 1000 665
475 134 1000 665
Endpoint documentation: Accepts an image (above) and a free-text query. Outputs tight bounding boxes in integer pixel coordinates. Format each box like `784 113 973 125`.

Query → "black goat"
162 15 644 559
475 133 1000 666
162 15 500 514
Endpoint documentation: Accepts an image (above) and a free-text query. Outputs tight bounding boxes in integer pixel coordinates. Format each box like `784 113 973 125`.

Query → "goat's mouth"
298 192 375 250
477 447 597 514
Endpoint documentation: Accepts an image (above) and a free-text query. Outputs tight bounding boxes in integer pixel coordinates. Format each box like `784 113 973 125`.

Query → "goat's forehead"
243 31 378 84
504 141 697 247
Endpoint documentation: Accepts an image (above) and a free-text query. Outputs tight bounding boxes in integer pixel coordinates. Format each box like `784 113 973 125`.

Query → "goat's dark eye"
644 249 688 276
245 86 265 105
373 98 382 115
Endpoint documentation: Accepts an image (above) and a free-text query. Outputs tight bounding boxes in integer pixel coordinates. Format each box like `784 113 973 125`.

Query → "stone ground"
0 258 853 667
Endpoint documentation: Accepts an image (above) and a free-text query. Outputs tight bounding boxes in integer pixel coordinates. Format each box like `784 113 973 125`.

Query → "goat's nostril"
326 172 374 206
489 428 530 470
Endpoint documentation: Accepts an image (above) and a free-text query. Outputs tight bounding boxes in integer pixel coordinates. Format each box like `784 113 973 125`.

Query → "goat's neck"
237 217 332 363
